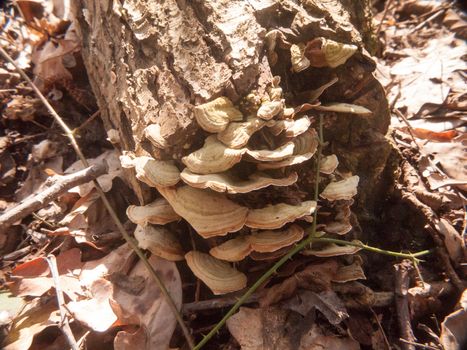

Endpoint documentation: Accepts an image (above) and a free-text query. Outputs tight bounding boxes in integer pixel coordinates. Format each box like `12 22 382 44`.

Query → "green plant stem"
0 45 195 349
308 237 433 261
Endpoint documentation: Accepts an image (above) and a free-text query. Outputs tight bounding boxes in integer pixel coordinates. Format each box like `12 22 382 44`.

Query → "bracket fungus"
144 124 168 149
302 240 363 257
194 97 243 133
257 129 319 170
290 43 310 72
268 116 311 137
126 198 181 226
121 155 180 188
123 65 365 294
157 186 249 238
320 155 339 175
246 201 317 230
209 225 304 262
305 37 358 68
313 103 372 115
257 100 284 120
217 117 266 149
180 169 298 194
246 141 295 162
134 225 184 261
320 176 360 201
182 135 246 174
185 251 247 295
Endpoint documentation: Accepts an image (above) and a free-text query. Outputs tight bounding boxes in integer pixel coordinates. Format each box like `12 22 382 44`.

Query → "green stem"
308 237 433 261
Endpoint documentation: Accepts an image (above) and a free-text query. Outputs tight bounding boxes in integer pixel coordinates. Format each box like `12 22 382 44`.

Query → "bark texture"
72 0 391 226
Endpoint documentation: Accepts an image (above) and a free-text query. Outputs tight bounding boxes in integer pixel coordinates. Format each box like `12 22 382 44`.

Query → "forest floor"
0 0 466 349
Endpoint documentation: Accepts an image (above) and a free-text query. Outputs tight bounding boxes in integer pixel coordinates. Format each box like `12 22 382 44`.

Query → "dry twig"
0 163 106 232
45 254 79 350
395 260 416 350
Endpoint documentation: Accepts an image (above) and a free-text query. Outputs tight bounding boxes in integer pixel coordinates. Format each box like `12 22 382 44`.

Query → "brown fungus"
194 97 243 133
185 251 247 295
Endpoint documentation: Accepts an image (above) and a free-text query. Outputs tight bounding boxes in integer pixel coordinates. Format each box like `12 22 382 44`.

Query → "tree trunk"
72 0 391 236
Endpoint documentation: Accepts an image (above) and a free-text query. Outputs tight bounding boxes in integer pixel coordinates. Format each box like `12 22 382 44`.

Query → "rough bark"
71 0 391 225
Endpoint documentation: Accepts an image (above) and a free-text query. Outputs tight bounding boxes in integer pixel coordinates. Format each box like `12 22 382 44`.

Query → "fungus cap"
185 251 247 295
194 97 243 133
134 225 184 261
126 198 181 226
157 186 248 238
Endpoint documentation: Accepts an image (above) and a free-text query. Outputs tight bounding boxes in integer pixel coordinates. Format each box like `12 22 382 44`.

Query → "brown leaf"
9 249 83 299
440 289 467 350
3 299 60 350
283 290 349 324
112 255 182 350
260 260 338 307
412 128 458 142
435 219 466 263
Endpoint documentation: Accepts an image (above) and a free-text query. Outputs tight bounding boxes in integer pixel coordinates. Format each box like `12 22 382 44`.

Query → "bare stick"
395 260 416 350
183 280 453 314
376 0 395 37
0 163 106 231
0 46 195 348
45 254 79 350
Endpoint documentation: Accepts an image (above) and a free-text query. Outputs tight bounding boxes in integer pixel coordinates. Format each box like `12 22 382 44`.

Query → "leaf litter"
1 0 467 349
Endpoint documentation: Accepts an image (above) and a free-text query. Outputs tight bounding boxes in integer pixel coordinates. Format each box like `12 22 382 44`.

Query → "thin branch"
0 45 195 349
309 237 433 262
45 254 79 350
0 163 106 231
395 260 416 350
376 0 395 37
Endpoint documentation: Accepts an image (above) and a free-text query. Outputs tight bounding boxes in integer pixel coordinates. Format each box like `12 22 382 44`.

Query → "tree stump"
72 0 390 207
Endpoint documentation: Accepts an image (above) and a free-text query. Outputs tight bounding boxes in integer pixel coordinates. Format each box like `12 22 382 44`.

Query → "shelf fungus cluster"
122 37 369 294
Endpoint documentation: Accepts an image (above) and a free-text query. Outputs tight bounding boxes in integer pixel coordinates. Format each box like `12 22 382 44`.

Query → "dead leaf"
299 323 360 350
440 289 467 350
67 278 117 332
15 156 63 202
64 149 122 196
112 255 182 350
227 307 360 350
260 260 338 307
9 248 83 300
283 290 349 324
435 219 466 263
0 291 26 326
226 307 293 350
3 298 60 350
388 34 466 116
422 135 467 191
412 128 458 142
